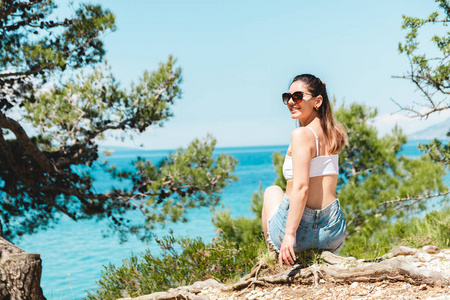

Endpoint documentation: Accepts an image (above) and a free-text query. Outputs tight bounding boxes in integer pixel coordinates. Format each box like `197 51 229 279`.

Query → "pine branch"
380 190 450 206
0 35 102 80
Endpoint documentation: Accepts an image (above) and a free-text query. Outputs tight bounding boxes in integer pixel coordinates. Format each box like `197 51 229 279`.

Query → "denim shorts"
267 194 346 254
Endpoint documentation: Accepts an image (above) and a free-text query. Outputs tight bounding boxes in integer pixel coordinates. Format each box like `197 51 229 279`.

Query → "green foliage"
396 0 450 165
398 0 450 98
339 1 450 257
419 131 450 166
335 103 448 258
272 152 286 190
124 135 238 241
334 103 405 185
1 1 116 106
213 184 264 243
0 1 237 242
395 205 450 249
24 57 181 145
345 205 450 258
85 233 265 299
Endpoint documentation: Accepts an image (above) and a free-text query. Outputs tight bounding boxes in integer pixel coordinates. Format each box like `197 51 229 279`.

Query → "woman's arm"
279 127 314 266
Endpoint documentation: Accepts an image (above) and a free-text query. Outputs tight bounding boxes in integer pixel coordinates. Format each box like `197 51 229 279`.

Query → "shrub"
85 232 266 299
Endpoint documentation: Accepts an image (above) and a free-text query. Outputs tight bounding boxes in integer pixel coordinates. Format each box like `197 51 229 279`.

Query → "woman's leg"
262 185 284 242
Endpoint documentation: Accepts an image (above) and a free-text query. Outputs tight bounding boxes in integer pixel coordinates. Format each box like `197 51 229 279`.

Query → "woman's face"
287 81 316 122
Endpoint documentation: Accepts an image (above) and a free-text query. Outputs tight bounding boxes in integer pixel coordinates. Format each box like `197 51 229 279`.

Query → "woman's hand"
279 233 296 266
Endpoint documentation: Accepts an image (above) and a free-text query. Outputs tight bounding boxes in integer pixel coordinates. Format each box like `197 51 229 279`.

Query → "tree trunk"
0 236 46 300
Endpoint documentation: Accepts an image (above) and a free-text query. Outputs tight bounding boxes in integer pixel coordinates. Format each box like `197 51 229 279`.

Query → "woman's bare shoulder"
291 127 316 142
290 127 316 153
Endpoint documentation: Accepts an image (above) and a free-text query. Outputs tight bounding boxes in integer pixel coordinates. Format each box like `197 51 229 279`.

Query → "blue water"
16 141 448 299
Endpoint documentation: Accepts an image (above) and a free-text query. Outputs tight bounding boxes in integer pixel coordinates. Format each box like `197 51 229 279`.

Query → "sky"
58 0 450 149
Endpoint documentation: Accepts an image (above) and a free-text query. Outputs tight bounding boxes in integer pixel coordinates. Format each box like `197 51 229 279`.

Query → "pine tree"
0 0 237 243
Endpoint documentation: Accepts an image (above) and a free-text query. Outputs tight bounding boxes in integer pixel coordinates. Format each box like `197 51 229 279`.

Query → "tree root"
119 246 450 299
230 246 450 291
241 259 265 281
234 261 266 295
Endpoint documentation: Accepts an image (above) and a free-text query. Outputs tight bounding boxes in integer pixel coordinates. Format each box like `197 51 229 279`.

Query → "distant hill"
408 118 450 140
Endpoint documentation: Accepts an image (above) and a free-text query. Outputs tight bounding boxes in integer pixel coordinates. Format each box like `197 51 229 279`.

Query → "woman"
262 74 347 267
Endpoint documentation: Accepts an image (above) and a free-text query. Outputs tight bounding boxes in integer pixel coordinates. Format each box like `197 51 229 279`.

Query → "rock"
371 289 384 299
421 246 440 254
401 283 411 290
118 279 223 300
191 279 223 290
271 287 281 294
248 291 262 300
419 284 428 290
390 246 418 258
350 282 359 288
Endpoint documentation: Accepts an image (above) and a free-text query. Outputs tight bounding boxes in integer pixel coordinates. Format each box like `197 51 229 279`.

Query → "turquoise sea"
17 141 448 299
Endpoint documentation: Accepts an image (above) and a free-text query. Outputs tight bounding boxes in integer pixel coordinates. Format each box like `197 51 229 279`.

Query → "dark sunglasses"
282 91 314 105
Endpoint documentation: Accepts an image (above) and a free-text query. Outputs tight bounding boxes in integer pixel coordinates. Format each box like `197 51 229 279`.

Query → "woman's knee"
264 185 283 202
263 185 284 218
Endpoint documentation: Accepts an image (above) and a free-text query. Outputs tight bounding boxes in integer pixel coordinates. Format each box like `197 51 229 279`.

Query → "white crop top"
282 127 339 179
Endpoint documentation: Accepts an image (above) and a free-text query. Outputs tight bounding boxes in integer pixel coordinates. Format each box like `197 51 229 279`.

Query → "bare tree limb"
0 129 34 186
0 112 54 172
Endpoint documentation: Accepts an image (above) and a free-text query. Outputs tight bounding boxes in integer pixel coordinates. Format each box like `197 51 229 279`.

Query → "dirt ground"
199 281 449 300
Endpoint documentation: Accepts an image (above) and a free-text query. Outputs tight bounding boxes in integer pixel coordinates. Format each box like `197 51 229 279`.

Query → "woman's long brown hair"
291 74 347 154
